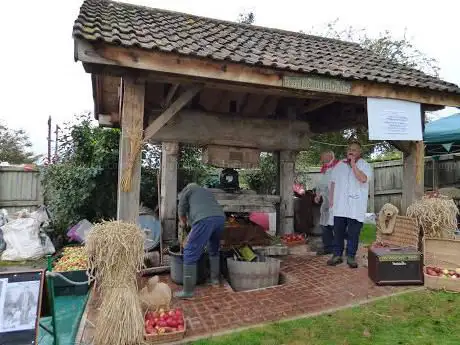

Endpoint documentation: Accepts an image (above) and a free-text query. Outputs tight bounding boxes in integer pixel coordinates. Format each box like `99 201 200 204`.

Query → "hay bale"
85 221 146 345
407 193 459 239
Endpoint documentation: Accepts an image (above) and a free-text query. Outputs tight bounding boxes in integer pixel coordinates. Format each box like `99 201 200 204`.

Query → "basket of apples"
144 308 186 343
280 233 306 247
424 266 460 292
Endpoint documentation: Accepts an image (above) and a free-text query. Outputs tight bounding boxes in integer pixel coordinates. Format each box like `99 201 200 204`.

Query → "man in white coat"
327 141 372 268
314 150 339 255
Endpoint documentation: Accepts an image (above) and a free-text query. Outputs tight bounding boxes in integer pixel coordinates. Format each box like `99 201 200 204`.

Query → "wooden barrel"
226 256 281 292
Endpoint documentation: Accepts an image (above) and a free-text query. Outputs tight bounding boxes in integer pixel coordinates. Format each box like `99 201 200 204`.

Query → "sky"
0 0 458 157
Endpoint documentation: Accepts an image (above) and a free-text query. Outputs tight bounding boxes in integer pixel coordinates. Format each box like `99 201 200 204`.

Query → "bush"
241 153 277 194
41 115 214 233
41 114 158 233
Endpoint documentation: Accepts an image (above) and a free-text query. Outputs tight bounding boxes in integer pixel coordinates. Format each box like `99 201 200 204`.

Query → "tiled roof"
73 0 460 94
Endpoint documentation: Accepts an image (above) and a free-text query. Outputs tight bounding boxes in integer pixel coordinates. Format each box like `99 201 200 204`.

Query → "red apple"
177 325 185 331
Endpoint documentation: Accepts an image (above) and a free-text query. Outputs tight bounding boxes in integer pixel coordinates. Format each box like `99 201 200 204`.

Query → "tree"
237 11 255 24
0 122 39 164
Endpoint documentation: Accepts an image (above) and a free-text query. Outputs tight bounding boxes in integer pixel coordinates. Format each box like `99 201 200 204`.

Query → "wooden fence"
299 153 460 213
0 154 458 216
0 166 43 215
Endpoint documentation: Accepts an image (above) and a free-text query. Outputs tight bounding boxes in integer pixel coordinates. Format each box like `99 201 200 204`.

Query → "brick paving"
78 247 418 343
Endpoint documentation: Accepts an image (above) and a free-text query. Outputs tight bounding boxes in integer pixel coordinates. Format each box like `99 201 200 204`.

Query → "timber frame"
73 1 460 240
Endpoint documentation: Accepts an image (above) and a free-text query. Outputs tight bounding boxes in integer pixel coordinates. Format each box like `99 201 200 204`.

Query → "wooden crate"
202 145 260 169
144 324 186 344
376 216 420 249
423 238 460 292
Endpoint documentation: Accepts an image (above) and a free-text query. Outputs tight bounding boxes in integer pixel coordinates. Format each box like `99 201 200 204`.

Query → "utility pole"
47 116 52 164
54 124 60 159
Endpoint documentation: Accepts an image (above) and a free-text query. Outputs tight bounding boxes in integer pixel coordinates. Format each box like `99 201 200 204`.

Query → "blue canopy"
424 113 460 155
424 113 460 144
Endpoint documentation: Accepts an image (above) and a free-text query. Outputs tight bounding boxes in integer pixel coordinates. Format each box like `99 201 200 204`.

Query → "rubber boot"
347 256 358 269
327 255 343 266
208 255 220 286
174 264 197 299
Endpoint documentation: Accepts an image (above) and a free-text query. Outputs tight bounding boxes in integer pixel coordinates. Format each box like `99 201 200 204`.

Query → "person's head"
320 151 335 164
347 141 362 160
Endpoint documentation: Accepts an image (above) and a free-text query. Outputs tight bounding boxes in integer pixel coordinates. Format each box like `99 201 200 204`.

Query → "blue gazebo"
424 113 460 156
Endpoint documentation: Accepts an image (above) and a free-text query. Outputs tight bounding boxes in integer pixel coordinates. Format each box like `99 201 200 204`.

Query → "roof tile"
73 0 460 94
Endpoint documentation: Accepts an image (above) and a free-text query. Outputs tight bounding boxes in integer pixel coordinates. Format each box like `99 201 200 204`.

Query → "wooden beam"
401 141 424 214
117 78 145 223
260 96 279 115
163 84 179 108
241 94 267 114
198 88 223 111
278 150 297 235
303 99 334 113
160 142 179 243
147 110 311 150
144 84 202 140
76 40 460 107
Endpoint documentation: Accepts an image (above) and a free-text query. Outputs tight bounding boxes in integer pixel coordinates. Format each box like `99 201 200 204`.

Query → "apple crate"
281 234 306 247
144 313 186 344
423 237 460 293
144 326 186 344
52 245 90 296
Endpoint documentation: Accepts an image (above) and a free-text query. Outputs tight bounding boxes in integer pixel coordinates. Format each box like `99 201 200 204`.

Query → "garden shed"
72 0 460 242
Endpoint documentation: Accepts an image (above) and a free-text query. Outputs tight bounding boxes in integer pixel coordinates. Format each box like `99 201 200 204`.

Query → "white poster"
0 281 40 333
367 98 423 141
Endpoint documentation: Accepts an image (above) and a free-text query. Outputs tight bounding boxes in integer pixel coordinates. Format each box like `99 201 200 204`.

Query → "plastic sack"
1 217 47 261
364 213 376 224
30 206 50 227
39 231 56 255
0 209 8 227
66 219 93 243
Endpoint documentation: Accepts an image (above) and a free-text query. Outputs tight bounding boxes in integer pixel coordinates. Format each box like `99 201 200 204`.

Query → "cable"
46 271 90 286
309 139 385 147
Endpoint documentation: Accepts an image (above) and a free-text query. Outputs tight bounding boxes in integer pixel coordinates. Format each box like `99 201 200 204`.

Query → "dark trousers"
333 216 363 258
183 216 225 264
321 225 334 253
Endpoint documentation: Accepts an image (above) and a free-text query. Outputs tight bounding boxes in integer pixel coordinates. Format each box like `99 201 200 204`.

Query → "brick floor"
78 248 418 344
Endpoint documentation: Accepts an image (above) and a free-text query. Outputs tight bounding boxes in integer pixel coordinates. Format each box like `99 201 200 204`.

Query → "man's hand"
329 200 333 208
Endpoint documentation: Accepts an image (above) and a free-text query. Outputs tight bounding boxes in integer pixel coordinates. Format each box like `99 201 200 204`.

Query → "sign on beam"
282 76 352 94
367 98 423 141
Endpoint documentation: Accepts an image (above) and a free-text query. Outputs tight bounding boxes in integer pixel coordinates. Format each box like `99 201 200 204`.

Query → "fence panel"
0 166 43 215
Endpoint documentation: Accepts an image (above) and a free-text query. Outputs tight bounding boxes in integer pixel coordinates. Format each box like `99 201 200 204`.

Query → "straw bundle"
406 192 459 239
120 117 144 192
438 187 460 200
85 221 146 345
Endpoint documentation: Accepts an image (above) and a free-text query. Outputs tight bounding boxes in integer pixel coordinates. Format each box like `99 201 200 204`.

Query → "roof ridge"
105 0 361 48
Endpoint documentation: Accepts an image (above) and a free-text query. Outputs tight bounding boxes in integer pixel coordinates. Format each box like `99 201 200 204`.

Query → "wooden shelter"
72 0 460 241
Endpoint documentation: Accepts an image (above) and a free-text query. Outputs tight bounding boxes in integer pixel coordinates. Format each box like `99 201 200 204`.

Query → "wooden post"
432 156 439 190
401 141 424 214
117 78 145 223
368 164 375 213
279 150 296 235
273 152 281 235
160 141 179 243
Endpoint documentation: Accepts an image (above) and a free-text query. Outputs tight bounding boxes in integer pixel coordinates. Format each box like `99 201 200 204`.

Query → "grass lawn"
190 290 460 345
360 223 376 245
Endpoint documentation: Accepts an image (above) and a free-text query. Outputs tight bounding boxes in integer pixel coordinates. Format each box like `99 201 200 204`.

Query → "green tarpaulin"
38 294 88 345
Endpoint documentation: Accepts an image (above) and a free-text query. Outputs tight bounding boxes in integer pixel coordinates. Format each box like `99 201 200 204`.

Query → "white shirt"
330 159 372 223
316 168 334 226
